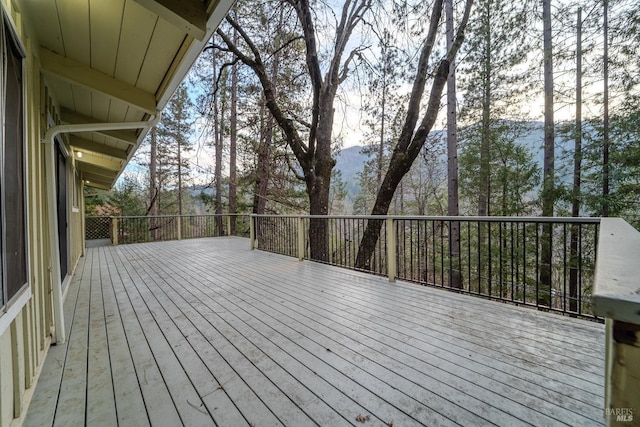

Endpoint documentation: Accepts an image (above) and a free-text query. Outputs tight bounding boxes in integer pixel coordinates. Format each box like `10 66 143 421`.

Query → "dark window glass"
3 18 27 305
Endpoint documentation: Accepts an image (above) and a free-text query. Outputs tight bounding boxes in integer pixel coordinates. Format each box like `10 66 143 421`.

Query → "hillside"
334 122 578 202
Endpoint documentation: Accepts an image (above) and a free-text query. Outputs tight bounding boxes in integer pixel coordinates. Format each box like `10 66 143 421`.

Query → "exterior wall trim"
0 288 31 335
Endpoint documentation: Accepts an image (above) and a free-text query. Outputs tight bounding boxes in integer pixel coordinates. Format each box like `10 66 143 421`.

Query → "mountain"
334 121 579 202
334 145 368 199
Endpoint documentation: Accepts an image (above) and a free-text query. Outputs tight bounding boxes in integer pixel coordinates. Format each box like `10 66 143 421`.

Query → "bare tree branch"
395 0 445 155
271 35 304 59
338 45 368 83
216 19 311 168
288 0 323 157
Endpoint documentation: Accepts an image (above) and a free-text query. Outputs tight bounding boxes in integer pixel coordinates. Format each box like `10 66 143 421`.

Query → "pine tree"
155 83 194 215
457 0 536 216
229 7 239 233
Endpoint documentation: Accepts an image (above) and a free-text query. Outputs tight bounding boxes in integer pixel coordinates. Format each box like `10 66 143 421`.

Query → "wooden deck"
25 237 605 426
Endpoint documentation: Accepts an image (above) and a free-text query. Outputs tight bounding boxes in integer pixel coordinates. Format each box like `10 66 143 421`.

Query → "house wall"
70 160 84 269
0 1 84 425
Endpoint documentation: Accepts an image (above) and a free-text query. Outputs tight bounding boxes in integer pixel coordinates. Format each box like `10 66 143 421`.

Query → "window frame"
0 5 30 333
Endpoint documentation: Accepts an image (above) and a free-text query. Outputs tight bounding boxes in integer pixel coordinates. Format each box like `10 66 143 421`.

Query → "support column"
386 217 396 282
111 217 118 246
594 218 640 425
249 215 255 250
297 217 305 261
605 321 639 425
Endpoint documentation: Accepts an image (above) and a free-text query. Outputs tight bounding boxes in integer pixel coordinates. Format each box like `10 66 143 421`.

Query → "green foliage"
567 114 640 228
458 0 537 126
459 121 540 216
107 176 147 216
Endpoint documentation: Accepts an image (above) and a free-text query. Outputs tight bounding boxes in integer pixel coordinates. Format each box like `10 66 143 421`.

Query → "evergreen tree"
459 122 540 216
108 176 147 216
156 83 194 215
457 0 536 216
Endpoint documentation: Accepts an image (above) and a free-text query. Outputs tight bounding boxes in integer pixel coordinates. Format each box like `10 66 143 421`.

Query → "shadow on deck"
25 237 605 426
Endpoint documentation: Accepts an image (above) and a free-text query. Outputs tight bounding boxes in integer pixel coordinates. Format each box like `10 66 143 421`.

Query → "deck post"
177 216 182 240
386 217 396 282
297 216 305 261
593 218 640 425
249 215 255 250
111 217 118 246
227 215 232 236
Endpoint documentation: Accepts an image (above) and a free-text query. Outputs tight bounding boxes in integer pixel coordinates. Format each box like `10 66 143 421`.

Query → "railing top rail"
593 218 640 324
251 214 602 224
105 213 251 219
92 213 601 224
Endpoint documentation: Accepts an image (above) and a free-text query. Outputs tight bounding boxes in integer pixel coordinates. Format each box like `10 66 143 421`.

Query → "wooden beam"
81 172 114 186
78 164 119 180
61 109 140 145
69 135 129 160
82 179 111 191
76 154 123 172
132 0 207 40
40 47 157 115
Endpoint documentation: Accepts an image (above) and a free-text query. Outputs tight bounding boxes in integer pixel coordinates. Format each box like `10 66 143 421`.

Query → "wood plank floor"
24 237 606 426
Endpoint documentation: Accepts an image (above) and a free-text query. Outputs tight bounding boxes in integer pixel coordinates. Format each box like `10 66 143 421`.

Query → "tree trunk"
478 0 491 217
540 0 555 307
306 101 335 262
446 0 461 289
602 0 610 217
355 0 473 271
377 43 388 190
177 136 183 217
475 0 492 293
307 184 330 261
149 126 159 240
570 7 582 313
229 11 238 234
253 97 270 214
251 9 282 216
213 49 224 233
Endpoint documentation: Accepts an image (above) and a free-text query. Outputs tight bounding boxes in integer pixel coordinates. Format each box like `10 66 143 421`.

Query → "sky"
121 0 618 188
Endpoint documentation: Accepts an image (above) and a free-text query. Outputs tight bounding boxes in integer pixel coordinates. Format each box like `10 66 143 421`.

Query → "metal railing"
394 217 599 318
86 214 251 245
254 215 389 275
87 213 602 318
254 215 299 257
251 215 601 319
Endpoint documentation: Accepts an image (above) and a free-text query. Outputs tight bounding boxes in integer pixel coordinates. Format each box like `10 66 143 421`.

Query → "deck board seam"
104 246 187 426
117 246 282 422
207 248 605 394
162 242 604 426
122 243 358 426
137 249 455 427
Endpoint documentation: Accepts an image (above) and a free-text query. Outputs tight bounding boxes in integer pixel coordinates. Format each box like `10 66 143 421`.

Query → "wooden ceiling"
22 0 234 189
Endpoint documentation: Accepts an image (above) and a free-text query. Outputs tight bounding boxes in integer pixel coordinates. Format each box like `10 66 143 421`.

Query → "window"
1 11 27 312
